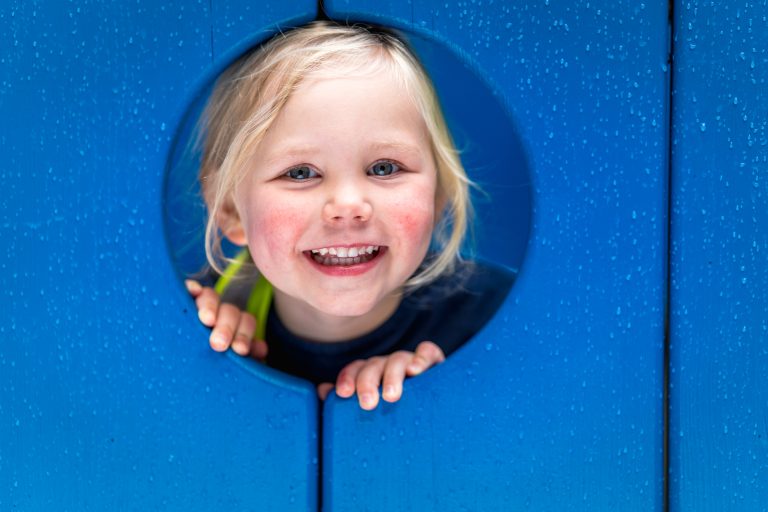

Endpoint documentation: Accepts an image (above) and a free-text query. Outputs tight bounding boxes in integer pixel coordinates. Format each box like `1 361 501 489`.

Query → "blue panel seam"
209 0 215 62
664 1 676 511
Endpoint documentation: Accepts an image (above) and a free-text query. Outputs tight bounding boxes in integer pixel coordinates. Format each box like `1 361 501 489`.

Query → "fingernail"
185 280 201 294
210 334 226 349
384 385 396 399
360 393 375 408
198 309 214 325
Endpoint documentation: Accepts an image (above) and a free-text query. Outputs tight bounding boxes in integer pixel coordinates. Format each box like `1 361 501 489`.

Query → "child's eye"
368 161 401 177
284 166 318 180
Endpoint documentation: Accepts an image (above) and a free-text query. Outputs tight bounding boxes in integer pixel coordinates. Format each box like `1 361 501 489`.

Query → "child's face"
233 68 438 326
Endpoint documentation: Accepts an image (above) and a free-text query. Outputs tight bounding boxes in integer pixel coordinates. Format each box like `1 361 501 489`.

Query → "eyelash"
281 160 404 181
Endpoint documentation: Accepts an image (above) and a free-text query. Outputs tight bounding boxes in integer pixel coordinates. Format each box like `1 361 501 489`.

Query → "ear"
217 203 247 247
223 222 247 246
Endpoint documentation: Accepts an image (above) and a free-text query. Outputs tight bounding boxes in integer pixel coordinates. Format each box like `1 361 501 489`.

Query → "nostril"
323 201 372 223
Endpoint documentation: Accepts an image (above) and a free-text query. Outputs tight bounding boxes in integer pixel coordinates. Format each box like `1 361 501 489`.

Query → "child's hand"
326 341 446 410
185 279 268 360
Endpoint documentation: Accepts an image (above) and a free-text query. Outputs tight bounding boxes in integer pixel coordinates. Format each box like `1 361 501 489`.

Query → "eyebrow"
368 140 426 159
263 140 427 167
262 146 317 167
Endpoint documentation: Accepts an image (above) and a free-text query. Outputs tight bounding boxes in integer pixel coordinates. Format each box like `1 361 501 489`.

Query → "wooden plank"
670 1 768 510
322 1 669 510
0 2 319 510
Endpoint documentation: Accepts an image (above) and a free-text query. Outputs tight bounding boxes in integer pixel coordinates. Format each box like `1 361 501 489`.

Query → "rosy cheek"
390 201 435 250
245 204 305 266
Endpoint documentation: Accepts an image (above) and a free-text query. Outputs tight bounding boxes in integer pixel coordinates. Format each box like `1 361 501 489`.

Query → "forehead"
297 50 419 110
244 70 434 177
269 63 430 146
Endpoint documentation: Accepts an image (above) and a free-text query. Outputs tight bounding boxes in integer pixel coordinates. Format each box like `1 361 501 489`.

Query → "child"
185 21 514 410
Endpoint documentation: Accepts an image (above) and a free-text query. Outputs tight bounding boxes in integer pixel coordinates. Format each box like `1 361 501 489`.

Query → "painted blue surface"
0 2 319 511
12 0 767 511
323 1 668 510
669 1 768 510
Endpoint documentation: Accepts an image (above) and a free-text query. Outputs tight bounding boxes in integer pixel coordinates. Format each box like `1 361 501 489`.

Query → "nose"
322 180 373 225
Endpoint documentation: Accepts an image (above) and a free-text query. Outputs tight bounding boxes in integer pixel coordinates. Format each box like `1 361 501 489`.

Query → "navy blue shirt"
263 261 515 384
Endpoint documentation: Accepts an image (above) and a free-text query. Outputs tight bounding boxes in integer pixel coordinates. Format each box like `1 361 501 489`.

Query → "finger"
355 357 388 410
335 360 367 399
208 303 241 352
317 383 334 401
194 287 220 327
230 312 256 357
185 279 203 297
407 341 446 376
250 338 268 361
381 351 413 403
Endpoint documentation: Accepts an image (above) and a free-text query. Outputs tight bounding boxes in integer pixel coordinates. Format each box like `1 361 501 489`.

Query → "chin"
305 291 388 318
314 300 380 319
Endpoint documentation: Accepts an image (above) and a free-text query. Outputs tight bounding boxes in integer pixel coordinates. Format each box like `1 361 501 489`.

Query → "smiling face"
230 66 438 340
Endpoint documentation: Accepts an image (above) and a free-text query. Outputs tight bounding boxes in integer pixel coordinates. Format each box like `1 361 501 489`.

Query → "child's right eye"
283 166 318 181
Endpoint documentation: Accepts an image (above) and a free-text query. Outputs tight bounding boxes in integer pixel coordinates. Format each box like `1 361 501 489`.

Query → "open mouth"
305 245 384 266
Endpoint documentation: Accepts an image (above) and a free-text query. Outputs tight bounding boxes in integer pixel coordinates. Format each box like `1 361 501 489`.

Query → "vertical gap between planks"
663 1 677 511
208 0 215 62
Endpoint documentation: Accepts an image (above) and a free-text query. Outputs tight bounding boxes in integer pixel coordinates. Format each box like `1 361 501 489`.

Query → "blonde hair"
199 20 472 288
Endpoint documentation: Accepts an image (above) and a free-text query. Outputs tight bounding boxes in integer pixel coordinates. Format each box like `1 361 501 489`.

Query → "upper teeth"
311 245 379 258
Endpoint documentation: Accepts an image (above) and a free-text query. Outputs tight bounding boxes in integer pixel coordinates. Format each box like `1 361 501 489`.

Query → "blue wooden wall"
1 1 765 511
669 1 768 510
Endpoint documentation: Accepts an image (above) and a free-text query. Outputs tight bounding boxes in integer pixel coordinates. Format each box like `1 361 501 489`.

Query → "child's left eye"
368 161 401 177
